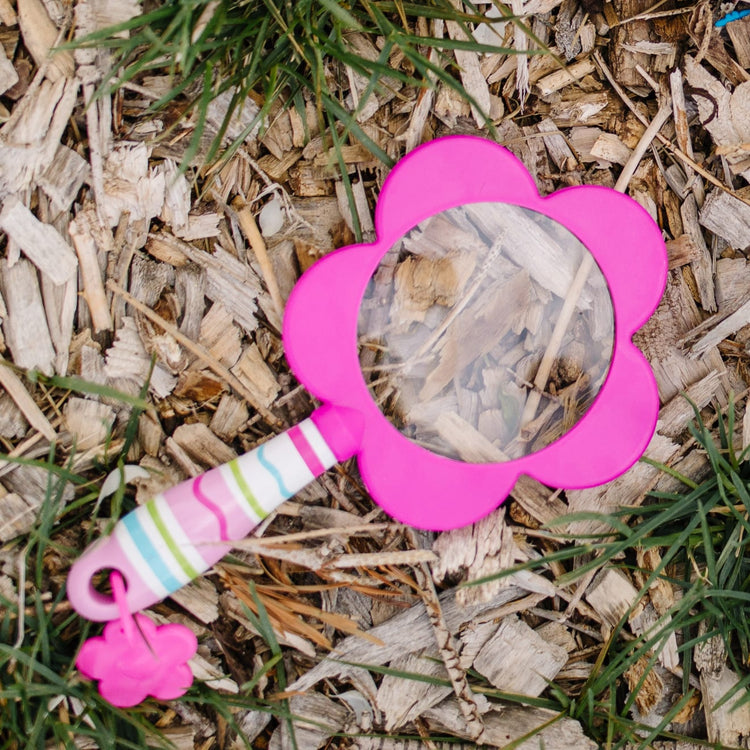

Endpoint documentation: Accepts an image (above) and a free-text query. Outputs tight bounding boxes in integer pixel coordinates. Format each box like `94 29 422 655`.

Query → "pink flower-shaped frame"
284 136 667 531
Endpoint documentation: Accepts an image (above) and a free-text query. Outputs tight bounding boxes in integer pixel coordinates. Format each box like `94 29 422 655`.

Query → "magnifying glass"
67 135 667 622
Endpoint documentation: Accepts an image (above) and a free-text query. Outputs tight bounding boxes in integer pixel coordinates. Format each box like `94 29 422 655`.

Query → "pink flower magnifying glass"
68 135 667 703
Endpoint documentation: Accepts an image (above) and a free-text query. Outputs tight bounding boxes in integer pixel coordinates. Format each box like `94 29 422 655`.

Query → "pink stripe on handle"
289 424 326 477
192 474 230 541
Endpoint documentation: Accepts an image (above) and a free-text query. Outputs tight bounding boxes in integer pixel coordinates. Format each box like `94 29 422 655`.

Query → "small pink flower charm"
76 573 197 707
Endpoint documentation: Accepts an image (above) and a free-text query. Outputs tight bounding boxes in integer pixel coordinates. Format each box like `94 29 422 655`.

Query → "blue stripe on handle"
257 443 292 498
122 511 183 594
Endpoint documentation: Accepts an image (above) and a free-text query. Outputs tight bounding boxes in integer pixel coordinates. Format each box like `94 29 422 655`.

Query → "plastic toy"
67 135 668 702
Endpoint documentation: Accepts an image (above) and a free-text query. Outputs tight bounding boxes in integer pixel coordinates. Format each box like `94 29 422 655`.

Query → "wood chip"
423 699 597 750
62 396 115 450
473 614 568 696
68 210 113 333
0 355 55 440
536 59 596 96
171 421 237 468
376 651 452 730
0 44 18 96
230 344 280 410
0 258 56 374
699 188 750 249
17 0 74 82
445 1 491 127
0 196 77 285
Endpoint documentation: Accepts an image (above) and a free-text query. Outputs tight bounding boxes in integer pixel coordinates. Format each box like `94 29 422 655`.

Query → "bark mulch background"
3 0 750 747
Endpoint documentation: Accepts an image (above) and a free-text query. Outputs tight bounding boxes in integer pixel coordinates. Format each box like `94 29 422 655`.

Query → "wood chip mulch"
2 0 750 748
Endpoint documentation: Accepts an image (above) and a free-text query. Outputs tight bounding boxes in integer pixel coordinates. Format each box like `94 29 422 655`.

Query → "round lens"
357 203 615 463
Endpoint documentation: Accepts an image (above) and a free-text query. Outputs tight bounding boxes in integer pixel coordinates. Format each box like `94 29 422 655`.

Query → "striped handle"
67 406 363 621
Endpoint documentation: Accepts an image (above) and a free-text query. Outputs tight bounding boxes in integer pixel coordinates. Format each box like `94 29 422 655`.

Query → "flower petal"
152 623 198 664
99 676 148 708
75 637 111 680
150 664 193 701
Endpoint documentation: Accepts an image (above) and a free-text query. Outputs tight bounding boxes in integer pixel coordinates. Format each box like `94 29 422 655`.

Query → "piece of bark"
609 0 658 95
41 270 76 377
0 394 28 439
210 393 248 440
342 31 400 124
62 396 115 450
0 258 55 374
198 303 242 369
101 143 165 227
17 0 74 81
657 371 723 438
0 0 16 25
0 77 78 198
159 160 190 234
423 698 598 750
590 132 632 166
680 194 715 312
624 654 666 717
0 44 17 96
699 188 750 250
68 210 113 333
585 568 638 630
171 422 237 469
536 59 596 97
512 475 569 525
376 650 452 731
0 355 55 440
289 196 346 271
537 117 576 171
169 577 219 625
128 253 174 309
174 264 205 342
549 92 612 127
0 196 77 285
1 462 73 540
522 122 555 194
728 16 750 70
445 1 490 127
137 412 163 457
146 233 190 267
0 491 38 542
230 345 280 410
432 507 517 605
335 178 375 240
586 567 678 672
173 237 260 334
555 0 585 60
38 145 90 213
269 692 349 750
665 234 701 270
669 68 701 201
204 87 262 145
695 633 750 746
716 257 750 313
473 614 568 696
103 316 177 399
681 298 750 358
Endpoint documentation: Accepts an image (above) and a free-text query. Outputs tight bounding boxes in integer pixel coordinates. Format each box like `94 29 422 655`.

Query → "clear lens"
358 203 614 463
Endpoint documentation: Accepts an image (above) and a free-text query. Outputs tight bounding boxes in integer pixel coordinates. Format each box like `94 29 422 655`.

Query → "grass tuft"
70 0 553 179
